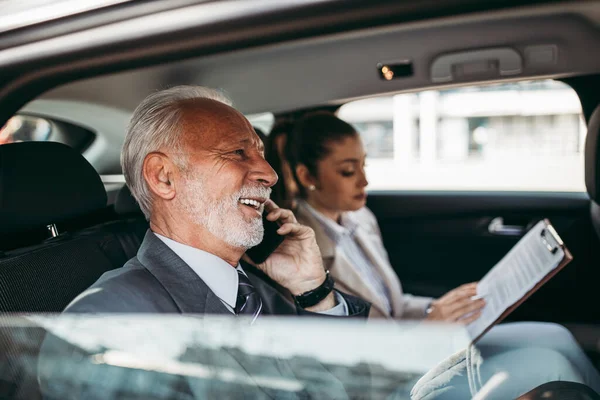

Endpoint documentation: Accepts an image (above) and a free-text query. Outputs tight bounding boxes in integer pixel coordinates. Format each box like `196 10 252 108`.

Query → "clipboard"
471 219 572 344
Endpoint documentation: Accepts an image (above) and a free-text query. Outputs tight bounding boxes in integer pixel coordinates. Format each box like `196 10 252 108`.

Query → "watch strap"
293 270 335 309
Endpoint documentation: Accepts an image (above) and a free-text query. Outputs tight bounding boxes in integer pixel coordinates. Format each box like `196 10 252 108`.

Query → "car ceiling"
34 2 600 116
12 0 600 173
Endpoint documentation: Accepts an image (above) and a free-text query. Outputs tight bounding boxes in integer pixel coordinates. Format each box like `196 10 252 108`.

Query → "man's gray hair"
121 85 232 219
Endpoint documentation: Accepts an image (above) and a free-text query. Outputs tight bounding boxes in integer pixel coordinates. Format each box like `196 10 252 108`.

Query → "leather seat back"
113 183 148 248
0 142 128 312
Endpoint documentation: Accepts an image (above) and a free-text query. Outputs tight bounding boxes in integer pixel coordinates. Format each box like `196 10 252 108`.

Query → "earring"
309 185 316 191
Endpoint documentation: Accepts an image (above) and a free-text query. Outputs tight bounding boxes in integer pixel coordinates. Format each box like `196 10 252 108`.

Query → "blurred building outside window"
338 80 585 192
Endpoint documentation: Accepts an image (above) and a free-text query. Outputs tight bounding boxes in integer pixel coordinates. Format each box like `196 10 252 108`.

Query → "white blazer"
296 202 432 319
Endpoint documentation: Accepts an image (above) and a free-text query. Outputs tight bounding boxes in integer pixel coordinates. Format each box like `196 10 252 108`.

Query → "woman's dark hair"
265 120 295 208
253 127 267 143
285 112 358 198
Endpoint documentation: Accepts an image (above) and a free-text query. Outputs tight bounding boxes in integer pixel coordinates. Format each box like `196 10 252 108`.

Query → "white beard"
178 171 270 249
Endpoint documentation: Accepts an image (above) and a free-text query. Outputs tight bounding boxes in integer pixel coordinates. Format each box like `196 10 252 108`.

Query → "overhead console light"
430 47 522 83
377 61 413 81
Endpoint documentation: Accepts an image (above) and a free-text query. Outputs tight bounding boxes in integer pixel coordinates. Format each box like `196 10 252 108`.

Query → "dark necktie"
235 270 263 322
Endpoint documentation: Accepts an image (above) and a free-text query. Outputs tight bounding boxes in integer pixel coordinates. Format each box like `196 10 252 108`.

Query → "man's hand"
252 200 332 309
425 282 485 324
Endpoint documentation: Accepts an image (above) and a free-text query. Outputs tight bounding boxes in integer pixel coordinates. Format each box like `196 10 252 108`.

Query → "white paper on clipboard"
466 220 570 342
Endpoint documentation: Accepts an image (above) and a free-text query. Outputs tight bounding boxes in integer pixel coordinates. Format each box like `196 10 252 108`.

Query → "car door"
367 190 598 325
339 79 600 325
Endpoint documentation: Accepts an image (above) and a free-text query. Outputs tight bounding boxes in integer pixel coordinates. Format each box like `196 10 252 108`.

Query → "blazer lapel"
296 203 389 316
295 204 336 259
332 249 390 316
353 227 405 318
137 230 231 315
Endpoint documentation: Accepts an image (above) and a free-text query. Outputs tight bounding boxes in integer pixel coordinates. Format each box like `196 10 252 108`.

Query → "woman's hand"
425 282 485 324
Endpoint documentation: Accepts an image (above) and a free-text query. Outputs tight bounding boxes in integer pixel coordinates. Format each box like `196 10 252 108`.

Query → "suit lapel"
242 262 299 316
137 230 231 315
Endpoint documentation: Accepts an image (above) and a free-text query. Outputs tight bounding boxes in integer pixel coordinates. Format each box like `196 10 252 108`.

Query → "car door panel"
366 191 600 324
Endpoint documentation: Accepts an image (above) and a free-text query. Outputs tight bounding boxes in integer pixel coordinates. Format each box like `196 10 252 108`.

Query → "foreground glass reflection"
0 316 597 399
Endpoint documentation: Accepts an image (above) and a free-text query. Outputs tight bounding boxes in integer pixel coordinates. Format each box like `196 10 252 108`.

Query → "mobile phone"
246 215 285 264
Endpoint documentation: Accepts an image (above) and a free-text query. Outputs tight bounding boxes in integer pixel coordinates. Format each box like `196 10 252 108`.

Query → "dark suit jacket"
65 230 370 317
39 231 372 399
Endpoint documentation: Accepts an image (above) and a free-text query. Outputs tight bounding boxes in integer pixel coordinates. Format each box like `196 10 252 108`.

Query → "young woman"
284 111 600 396
285 112 482 321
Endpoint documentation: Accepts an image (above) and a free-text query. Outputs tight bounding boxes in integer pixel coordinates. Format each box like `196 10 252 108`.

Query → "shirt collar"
299 200 359 242
153 232 242 308
339 212 359 235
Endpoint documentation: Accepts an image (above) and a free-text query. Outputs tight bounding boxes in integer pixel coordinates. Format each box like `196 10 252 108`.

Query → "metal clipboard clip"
540 223 563 254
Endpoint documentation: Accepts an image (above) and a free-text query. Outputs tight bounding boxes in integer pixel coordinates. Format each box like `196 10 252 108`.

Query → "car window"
338 80 585 192
0 115 52 144
13 315 466 399
246 112 275 135
0 114 95 151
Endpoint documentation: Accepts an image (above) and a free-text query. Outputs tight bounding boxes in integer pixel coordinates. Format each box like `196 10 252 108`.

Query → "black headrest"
0 142 107 235
586 104 600 202
114 184 143 216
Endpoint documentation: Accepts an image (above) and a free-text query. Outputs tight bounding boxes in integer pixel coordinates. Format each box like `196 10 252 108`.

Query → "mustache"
236 185 272 200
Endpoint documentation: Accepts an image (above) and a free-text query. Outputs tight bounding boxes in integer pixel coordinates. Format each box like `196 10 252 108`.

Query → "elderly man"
37 86 371 399
64 85 369 318
37 87 596 399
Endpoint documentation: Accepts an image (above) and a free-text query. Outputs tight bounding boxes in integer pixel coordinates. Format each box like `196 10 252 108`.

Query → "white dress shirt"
154 233 348 315
299 200 393 314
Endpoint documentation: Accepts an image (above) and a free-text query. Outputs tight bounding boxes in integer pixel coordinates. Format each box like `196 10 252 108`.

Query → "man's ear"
143 152 177 200
295 164 317 190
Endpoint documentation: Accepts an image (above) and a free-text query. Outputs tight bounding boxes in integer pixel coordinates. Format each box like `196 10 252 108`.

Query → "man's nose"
250 156 278 188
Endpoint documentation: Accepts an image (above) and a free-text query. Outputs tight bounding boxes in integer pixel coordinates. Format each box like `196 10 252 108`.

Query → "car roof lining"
34 2 600 116
8 1 600 174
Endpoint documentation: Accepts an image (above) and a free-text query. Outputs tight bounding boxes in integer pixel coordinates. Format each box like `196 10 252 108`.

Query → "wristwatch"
425 302 434 316
293 270 335 309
